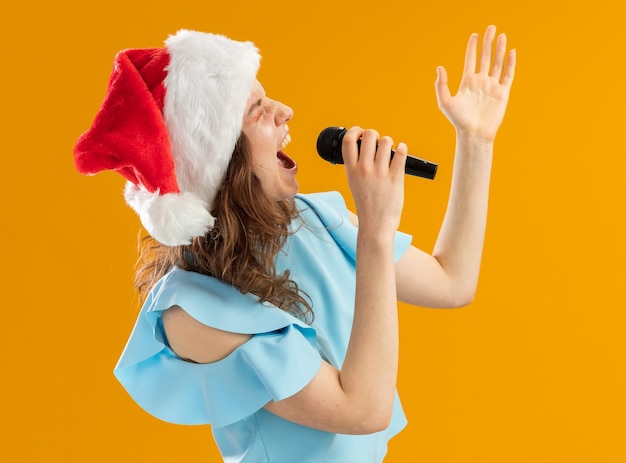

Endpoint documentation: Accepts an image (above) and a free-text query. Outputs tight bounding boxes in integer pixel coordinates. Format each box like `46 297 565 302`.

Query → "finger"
434 66 451 106
342 126 364 167
389 142 408 178
501 49 517 88
359 129 379 164
375 136 394 169
463 33 479 75
490 33 507 81
478 25 497 74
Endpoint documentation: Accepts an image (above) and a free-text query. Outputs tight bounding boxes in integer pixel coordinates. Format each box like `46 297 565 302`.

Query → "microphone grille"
316 126 346 164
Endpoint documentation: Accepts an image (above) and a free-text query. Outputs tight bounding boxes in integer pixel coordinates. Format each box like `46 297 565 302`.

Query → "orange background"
2 1 625 462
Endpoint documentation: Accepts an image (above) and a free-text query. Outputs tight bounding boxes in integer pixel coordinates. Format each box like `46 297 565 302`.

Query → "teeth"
279 133 291 151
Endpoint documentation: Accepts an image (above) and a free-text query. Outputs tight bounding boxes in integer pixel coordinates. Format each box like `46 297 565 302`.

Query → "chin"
287 181 299 198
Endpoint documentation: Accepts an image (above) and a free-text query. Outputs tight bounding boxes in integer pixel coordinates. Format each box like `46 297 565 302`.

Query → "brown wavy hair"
134 133 313 321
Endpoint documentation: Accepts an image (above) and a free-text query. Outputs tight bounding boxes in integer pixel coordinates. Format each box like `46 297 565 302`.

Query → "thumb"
434 66 451 106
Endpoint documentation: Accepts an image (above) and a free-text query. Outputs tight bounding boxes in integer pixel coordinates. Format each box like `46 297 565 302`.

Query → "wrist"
455 130 496 163
356 226 396 251
455 128 497 146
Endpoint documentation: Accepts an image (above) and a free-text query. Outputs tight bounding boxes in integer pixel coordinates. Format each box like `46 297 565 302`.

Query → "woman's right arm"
265 128 407 434
164 128 407 434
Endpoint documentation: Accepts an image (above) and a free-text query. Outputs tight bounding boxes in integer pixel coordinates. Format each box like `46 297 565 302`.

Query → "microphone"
316 126 437 180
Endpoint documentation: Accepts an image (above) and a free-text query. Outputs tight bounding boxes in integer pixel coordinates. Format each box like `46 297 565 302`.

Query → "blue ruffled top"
113 191 412 462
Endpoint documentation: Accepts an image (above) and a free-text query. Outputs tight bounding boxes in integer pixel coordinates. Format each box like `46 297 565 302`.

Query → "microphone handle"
351 140 438 180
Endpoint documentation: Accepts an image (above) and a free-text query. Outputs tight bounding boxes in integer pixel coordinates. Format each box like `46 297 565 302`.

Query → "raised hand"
435 25 516 142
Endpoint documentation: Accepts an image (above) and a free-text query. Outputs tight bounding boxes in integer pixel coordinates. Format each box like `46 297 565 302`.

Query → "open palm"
436 25 516 141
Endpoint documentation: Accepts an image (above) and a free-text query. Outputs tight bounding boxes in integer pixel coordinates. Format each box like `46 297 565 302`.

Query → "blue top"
113 191 413 462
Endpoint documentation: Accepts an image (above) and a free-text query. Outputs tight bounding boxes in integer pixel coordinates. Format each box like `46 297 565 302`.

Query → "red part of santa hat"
74 30 260 246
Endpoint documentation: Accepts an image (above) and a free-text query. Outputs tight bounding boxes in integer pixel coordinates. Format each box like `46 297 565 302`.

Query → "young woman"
74 26 515 463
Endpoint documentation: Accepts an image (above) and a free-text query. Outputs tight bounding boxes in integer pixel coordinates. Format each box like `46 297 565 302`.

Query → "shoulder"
162 305 252 364
147 268 316 363
146 267 308 334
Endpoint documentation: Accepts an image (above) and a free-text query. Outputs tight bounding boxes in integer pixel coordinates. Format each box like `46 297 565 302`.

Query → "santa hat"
74 30 260 246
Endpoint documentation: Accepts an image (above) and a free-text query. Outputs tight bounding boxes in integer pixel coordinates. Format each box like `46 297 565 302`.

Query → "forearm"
424 25 514 306
432 132 494 304
340 229 399 428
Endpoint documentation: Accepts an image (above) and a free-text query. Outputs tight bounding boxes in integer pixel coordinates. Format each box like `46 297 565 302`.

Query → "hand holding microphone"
316 126 437 180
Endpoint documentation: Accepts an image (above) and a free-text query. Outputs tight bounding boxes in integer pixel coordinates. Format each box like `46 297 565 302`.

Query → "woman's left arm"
395 25 516 308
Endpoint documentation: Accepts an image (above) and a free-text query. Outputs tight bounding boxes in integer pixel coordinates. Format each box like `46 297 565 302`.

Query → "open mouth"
277 133 296 169
277 150 296 169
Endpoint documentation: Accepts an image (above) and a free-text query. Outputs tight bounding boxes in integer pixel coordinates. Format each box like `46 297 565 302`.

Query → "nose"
274 101 294 126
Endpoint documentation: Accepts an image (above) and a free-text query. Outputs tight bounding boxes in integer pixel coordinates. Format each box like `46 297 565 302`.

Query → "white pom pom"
124 183 214 246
